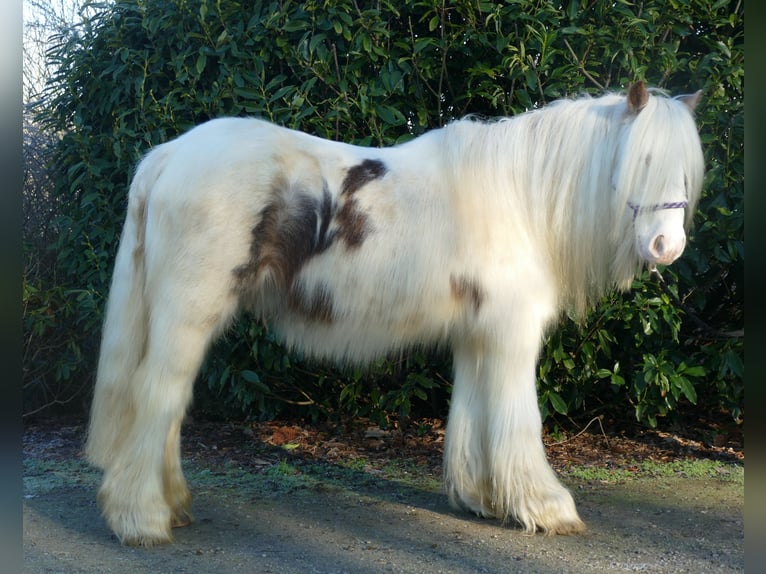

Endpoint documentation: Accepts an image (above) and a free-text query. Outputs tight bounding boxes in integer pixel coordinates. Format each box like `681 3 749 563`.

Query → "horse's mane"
442 89 705 318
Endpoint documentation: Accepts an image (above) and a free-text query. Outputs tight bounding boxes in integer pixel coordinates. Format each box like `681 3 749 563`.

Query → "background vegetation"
24 0 743 431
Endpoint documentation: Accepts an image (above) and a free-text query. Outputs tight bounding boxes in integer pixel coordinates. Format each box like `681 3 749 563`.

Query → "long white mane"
440 90 705 317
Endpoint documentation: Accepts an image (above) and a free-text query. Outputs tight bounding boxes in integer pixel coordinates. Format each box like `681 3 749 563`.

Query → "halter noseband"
627 201 688 221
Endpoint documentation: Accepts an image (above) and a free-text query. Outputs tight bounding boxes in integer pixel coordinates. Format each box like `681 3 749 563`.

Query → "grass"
564 458 743 485
23 448 742 508
178 452 447 505
23 458 100 496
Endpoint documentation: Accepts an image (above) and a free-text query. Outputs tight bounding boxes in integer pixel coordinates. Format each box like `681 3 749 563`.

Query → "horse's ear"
627 81 649 114
676 90 703 112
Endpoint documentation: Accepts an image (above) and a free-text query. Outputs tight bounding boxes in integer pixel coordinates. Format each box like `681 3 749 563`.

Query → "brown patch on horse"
335 197 369 248
233 181 335 290
234 159 387 296
342 159 387 196
450 274 485 313
132 198 147 264
288 281 335 323
334 159 387 248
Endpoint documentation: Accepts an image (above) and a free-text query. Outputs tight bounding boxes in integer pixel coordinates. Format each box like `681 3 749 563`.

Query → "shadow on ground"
23 428 743 574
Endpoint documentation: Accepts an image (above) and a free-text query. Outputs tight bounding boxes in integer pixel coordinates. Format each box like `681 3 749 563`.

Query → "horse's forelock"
613 93 705 229
605 91 705 287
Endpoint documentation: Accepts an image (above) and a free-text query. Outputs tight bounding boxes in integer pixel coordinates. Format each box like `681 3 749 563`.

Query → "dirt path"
23 419 744 573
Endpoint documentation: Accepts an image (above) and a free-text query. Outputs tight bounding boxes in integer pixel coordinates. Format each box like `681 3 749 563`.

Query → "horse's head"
612 81 705 271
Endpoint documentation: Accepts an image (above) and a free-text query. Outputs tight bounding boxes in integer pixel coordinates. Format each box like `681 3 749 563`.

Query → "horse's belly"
271 313 447 362
266 260 458 361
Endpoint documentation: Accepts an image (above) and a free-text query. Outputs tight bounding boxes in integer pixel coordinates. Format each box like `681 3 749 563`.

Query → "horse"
85 81 704 546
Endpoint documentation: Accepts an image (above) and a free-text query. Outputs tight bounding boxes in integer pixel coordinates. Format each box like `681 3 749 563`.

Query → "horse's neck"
441 108 626 316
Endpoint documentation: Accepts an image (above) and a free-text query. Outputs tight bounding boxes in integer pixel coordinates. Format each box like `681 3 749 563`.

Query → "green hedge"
26 0 743 427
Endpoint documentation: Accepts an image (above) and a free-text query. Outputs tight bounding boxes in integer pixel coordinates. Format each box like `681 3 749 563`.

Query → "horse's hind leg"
164 415 193 529
97 289 237 546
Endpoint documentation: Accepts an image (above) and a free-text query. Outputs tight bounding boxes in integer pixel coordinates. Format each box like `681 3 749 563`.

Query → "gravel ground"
23 417 744 573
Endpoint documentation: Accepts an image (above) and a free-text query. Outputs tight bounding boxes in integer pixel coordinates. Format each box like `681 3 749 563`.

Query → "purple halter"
627 200 688 221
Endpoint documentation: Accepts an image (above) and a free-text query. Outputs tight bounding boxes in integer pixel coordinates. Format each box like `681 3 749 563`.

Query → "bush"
26 0 743 428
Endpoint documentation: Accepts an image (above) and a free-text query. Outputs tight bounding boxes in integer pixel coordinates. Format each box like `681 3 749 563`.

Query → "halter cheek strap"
627 201 688 221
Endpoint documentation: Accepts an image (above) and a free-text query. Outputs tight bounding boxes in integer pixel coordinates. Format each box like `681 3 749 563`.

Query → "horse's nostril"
652 234 665 257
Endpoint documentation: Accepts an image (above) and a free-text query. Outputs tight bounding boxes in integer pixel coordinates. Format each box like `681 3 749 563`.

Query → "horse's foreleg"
443 340 492 514
444 328 584 535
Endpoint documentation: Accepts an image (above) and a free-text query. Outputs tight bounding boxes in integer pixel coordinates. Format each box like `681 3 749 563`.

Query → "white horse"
85 81 704 545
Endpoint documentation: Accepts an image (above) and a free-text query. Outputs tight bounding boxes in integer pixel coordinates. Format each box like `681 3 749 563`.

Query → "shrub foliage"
26 0 743 428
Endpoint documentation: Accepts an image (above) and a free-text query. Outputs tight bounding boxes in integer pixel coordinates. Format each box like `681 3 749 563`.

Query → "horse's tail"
85 145 169 470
